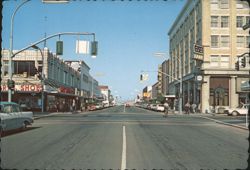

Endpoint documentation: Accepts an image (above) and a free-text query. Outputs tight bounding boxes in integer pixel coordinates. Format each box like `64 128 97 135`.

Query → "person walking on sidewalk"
163 100 169 118
191 103 197 113
185 102 190 115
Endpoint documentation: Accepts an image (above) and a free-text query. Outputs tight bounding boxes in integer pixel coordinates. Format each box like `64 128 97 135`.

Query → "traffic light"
235 61 239 71
241 57 246 67
91 41 98 56
56 41 63 55
140 74 143 81
7 79 15 90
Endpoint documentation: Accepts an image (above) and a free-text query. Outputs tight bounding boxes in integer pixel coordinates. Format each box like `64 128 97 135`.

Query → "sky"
2 0 185 101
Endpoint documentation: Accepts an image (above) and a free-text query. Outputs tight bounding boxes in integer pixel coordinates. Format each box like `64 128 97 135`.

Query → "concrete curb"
198 115 248 130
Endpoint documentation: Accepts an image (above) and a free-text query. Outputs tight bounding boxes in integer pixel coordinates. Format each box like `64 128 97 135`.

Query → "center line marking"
121 125 126 170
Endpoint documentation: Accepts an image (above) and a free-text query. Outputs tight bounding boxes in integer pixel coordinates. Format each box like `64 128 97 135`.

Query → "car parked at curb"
0 102 34 132
155 104 165 112
224 104 249 116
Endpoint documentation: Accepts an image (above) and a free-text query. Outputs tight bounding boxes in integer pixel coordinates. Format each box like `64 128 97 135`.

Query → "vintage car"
0 102 34 132
224 104 249 116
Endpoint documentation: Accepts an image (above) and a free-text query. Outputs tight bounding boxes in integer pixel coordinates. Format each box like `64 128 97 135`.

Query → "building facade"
168 0 249 113
1 49 100 112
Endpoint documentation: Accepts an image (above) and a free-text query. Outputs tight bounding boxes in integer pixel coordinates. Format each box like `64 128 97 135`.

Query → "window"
221 16 229 28
13 61 36 76
221 35 229 47
246 36 250 48
237 36 244 47
211 35 219 47
220 55 229 68
220 0 229 9
63 71 67 84
211 0 219 9
210 55 219 67
246 16 250 25
211 16 219 27
237 16 244 28
236 0 249 8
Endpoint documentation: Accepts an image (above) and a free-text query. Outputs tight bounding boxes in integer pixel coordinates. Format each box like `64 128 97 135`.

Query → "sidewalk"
33 110 85 120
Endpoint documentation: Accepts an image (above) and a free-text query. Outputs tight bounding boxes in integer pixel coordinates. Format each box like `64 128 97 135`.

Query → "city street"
1 106 248 170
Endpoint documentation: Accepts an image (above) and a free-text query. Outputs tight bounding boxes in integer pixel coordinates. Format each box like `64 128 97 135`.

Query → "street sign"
193 44 204 55
196 75 203 81
193 54 203 61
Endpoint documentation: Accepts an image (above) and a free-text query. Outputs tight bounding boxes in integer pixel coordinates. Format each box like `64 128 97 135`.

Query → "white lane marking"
121 125 126 170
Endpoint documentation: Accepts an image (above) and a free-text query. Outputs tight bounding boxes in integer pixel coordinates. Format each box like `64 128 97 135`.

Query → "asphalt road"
1 106 249 170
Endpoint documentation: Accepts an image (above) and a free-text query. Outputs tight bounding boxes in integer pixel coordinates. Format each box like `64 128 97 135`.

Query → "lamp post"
31 45 45 113
8 0 31 102
153 52 183 114
8 0 71 102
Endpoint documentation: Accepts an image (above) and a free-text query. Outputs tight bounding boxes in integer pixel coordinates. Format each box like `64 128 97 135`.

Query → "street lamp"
31 45 45 113
8 0 31 102
8 0 71 102
153 52 183 114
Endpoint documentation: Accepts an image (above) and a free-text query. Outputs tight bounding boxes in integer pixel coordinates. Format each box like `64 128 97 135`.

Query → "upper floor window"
236 16 244 28
14 61 36 77
221 16 229 28
211 16 219 27
236 0 249 9
221 35 230 47
211 0 219 9
246 36 250 48
220 0 229 9
237 36 245 47
211 35 219 47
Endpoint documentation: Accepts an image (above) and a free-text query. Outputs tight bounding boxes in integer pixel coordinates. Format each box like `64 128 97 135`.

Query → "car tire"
232 111 238 116
22 121 29 130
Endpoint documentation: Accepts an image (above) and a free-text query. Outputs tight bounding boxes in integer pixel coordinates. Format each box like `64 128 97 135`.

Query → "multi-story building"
161 60 170 96
168 0 249 113
1 49 99 112
99 85 111 106
151 82 158 100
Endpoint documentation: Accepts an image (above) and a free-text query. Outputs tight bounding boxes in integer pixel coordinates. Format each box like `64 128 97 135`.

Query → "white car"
155 104 165 112
0 102 33 132
224 104 249 116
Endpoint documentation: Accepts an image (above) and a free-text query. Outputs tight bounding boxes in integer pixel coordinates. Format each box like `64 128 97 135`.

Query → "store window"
211 16 219 27
221 16 229 28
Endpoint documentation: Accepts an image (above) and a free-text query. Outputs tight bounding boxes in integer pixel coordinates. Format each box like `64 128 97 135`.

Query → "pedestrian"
185 102 190 114
191 103 197 113
163 100 169 118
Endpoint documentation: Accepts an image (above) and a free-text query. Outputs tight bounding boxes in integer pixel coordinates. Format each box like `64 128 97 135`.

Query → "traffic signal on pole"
7 79 15 90
140 74 143 81
91 41 98 56
56 41 63 55
241 57 246 67
235 61 239 71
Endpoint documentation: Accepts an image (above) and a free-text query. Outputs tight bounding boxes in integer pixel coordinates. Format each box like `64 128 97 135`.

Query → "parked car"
95 103 103 110
224 104 249 116
155 104 165 112
150 104 157 111
0 102 33 132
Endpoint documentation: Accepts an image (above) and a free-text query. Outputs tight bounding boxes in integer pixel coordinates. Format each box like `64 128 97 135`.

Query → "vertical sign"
76 40 89 54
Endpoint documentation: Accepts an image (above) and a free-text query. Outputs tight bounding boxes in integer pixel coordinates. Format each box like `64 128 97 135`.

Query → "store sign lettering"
0 84 42 92
59 87 74 94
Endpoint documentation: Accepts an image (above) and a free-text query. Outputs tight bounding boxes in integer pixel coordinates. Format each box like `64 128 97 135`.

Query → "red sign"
58 86 74 94
1 84 42 92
